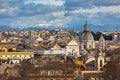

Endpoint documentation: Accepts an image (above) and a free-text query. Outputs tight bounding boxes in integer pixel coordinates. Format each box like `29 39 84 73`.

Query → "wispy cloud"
25 0 65 6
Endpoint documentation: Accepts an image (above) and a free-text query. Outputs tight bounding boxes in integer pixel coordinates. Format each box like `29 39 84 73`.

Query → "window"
71 53 74 56
72 49 75 51
84 45 86 49
40 70 47 75
42 60 47 65
55 70 62 75
71 49 76 56
48 70 54 76
3 50 5 52
89 45 91 48
100 60 102 67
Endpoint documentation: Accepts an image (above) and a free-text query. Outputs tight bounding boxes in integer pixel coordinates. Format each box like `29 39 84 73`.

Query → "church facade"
66 38 80 56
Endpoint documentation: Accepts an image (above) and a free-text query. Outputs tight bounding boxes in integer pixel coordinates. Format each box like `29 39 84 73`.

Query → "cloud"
93 0 120 6
0 0 120 31
65 0 93 9
3 14 69 28
65 0 120 8
70 6 120 16
0 0 64 18
25 0 65 6
37 23 51 27
50 11 65 19
64 5 120 26
0 9 7 13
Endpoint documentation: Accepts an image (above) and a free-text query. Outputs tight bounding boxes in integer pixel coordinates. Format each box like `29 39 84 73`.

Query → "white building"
66 38 80 56
95 49 105 70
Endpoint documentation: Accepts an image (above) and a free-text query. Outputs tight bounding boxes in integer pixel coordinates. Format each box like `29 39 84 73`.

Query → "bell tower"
95 48 105 70
99 34 105 49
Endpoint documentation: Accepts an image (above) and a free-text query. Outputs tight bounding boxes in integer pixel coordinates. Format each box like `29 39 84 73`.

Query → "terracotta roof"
0 43 18 47
0 52 34 55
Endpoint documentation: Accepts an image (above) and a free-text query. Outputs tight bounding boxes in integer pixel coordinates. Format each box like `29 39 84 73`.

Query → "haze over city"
0 0 120 31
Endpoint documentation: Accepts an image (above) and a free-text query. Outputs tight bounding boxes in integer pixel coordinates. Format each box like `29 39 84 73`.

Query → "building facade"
66 38 80 56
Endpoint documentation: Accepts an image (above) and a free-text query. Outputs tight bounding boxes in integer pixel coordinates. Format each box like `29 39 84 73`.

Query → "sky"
0 0 120 31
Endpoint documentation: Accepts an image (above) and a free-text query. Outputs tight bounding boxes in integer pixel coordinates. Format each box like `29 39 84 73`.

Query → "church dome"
82 31 94 41
81 21 94 41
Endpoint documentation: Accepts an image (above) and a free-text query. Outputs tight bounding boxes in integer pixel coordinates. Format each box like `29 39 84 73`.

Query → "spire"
84 21 88 31
99 34 105 41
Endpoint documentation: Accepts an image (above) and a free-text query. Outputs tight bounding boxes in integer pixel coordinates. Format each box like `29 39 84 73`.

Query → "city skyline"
0 0 120 31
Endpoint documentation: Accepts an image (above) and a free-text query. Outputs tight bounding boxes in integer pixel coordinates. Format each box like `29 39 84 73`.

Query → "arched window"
100 60 102 67
8 47 12 52
84 45 86 49
89 45 91 48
